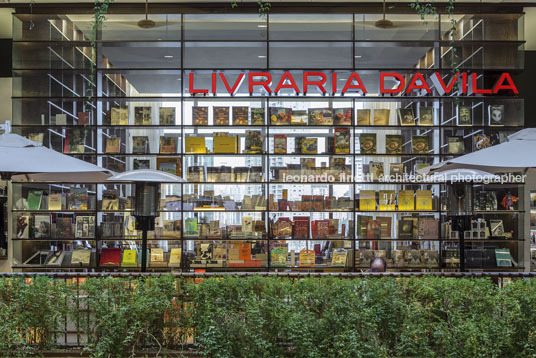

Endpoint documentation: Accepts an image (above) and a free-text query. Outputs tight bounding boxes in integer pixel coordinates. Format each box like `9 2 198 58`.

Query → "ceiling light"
258 55 267 58
257 24 267 28
355 55 362 58
339 78 347 81
164 55 174 59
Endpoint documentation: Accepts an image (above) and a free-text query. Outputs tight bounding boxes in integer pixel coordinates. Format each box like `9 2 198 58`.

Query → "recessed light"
355 55 362 58
257 24 267 28
258 55 267 58
339 78 347 81
164 55 174 59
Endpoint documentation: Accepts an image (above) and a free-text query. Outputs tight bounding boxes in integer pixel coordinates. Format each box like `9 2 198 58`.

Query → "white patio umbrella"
0 133 113 182
420 128 536 175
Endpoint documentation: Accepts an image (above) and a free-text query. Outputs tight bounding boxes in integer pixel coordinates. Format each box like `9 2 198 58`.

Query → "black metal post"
135 216 155 273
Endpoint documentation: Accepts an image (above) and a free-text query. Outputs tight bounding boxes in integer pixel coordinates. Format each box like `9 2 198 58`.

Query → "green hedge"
0 275 535 357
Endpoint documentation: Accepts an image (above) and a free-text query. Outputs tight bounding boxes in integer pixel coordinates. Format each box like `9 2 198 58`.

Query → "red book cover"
316 220 329 239
313 195 324 211
78 112 90 125
293 216 310 239
100 248 121 266
311 220 317 239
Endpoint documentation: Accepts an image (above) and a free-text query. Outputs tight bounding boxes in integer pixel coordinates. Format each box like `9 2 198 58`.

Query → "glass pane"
355 14 438 41
100 42 181 69
270 14 352 41
184 14 265 41
355 43 435 69
441 43 524 69
442 14 524 42
184 42 266 69
13 42 93 70
269 42 352 69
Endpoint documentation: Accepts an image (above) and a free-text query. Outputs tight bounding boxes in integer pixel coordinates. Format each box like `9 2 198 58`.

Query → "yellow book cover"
121 249 138 267
48 193 62 210
213 136 238 153
379 190 396 211
185 137 206 153
150 248 164 263
373 109 390 125
359 190 376 211
299 249 315 267
331 248 348 266
119 107 129 125
356 109 371 125
71 250 91 265
398 190 415 211
416 190 433 211
169 248 182 266
301 138 318 154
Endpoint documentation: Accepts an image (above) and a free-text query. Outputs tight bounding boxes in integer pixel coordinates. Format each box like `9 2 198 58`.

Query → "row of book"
101 104 506 126
358 190 434 211
16 215 95 239
16 189 91 211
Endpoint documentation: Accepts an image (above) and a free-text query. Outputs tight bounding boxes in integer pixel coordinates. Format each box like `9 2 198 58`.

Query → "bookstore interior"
1 6 534 273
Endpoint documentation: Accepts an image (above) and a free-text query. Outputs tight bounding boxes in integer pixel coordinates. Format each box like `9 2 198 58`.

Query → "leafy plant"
231 0 271 18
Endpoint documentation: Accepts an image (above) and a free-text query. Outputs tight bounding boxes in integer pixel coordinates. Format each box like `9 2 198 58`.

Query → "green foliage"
1 275 536 357
230 0 271 18
0 276 70 357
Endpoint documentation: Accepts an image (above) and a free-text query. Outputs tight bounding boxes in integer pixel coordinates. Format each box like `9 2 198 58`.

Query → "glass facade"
8 9 526 272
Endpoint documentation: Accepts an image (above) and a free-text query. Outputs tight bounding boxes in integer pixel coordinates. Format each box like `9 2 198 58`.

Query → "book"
121 249 138 267
48 193 62 210
270 107 291 125
423 250 439 266
65 128 85 153
271 247 288 267
111 107 128 125
385 135 403 154
392 250 406 267
360 133 376 154
55 113 67 125
185 136 206 153
293 216 310 239
105 137 120 153
71 250 91 265
291 110 308 125
193 106 209 125
101 190 119 211
169 248 182 267
373 109 390 125
412 136 429 154
245 130 263 153
419 107 434 126
158 157 181 176
100 248 121 266
359 250 374 267
474 135 491 151
334 128 350 154
213 135 239 153
78 112 90 125
150 248 165 266
69 188 88 210
132 136 149 154
490 219 505 237
448 136 465 154
407 250 422 267
377 216 392 238
333 108 352 125
398 190 415 211
27 190 43 210
415 190 433 210
398 219 414 239
379 190 396 211
301 138 318 154
495 248 512 267
299 249 315 267
366 219 380 239
251 108 265 125
274 134 287 154
241 216 253 232
421 218 438 240
16 215 29 239
160 137 177 153
75 216 95 239
398 108 415 126
55 217 73 239
331 249 348 266
213 107 230 125
185 218 198 235
134 106 152 125
457 105 472 126
369 161 384 181
488 104 504 126
389 163 404 177
232 106 249 125
159 107 175 125
308 108 333 125
359 190 376 211
133 159 151 170
356 109 371 125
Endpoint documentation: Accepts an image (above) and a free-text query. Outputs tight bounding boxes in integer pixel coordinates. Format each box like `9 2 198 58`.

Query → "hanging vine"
411 0 459 103
231 0 271 18
86 0 114 112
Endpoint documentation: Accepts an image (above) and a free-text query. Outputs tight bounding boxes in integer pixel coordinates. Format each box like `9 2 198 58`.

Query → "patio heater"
107 169 184 272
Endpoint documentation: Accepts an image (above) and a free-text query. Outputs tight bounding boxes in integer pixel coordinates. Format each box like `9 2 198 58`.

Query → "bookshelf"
8 10 526 272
